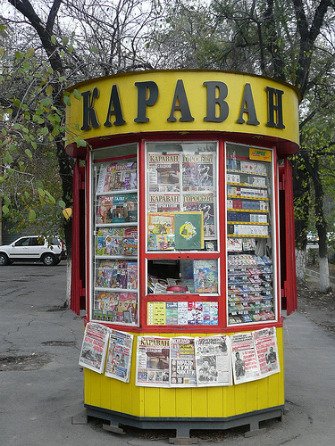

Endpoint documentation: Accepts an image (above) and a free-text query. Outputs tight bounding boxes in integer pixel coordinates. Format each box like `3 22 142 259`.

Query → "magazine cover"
174 212 204 250
97 160 137 193
95 227 138 256
96 196 113 224
193 260 218 294
231 332 260 384
136 336 170 387
182 153 215 191
147 153 181 193
183 193 216 238
253 327 280 378
78 322 109 374
110 193 138 223
170 337 197 387
93 291 138 325
147 212 175 251
105 329 134 382
195 336 232 386
95 260 137 290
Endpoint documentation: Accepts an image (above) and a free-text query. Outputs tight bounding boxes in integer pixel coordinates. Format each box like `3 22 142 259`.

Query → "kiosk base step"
85 404 283 440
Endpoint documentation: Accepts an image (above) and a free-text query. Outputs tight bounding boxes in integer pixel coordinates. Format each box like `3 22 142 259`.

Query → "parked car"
0 236 64 266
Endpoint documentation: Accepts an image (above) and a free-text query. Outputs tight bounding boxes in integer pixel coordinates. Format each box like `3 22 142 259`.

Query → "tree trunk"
295 248 307 281
319 256 330 292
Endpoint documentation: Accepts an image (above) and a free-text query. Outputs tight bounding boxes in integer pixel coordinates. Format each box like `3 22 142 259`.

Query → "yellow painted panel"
144 387 161 417
191 387 208 417
175 388 193 417
160 388 176 417
207 386 223 417
65 71 299 148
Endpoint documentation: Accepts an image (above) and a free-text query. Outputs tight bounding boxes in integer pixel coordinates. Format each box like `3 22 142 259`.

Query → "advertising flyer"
79 322 109 374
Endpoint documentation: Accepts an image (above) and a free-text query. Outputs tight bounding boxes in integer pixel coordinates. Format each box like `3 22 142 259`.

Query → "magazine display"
147 212 175 251
193 260 218 294
93 291 138 325
253 327 280 377
170 337 197 387
136 336 171 387
79 322 109 374
95 259 137 290
105 329 133 382
195 336 232 386
96 227 137 256
96 160 137 193
231 333 261 384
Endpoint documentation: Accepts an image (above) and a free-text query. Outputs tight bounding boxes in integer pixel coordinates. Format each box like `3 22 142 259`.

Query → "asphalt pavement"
0 262 335 446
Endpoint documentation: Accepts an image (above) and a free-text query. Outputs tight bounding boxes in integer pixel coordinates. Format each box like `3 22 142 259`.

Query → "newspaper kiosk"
65 70 299 438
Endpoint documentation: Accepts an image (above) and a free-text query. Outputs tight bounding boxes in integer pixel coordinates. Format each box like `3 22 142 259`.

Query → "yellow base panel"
83 328 284 418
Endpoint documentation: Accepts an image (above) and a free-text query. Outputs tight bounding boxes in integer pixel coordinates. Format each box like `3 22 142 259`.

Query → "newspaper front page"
136 336 170 387
105 329 133 382
253 327 280 378
231 332 260 384
195 335 232 386
170 337 197 387
79 322 109 374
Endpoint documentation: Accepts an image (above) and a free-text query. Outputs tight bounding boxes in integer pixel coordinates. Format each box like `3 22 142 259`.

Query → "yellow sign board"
249 148 272 162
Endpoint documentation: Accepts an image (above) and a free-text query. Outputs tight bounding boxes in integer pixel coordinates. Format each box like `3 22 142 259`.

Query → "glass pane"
146 142 218 252
147 259 219 295
226 143 276 326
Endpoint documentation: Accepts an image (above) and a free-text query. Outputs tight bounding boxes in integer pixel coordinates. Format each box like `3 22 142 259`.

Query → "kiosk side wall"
83 328 284 418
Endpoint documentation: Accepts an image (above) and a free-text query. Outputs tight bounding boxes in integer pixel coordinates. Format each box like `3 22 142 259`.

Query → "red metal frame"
77 132 293 333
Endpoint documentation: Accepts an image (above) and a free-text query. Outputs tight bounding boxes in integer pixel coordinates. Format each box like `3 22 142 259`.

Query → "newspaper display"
253 327 280 378
170 337 197 387
148 193 181 213
147 153 181 192
105 329 133 382
231 332 260 384
136 336 171 387
195 336 232 386
79 322 109 374
182 153 215 192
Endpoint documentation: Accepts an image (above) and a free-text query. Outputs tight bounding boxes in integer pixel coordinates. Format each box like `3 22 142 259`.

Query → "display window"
91 144 139 326
89 139 279 331
225 142 277 326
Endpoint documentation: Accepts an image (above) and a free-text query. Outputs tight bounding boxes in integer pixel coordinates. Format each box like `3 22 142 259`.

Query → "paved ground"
1 262 335 446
